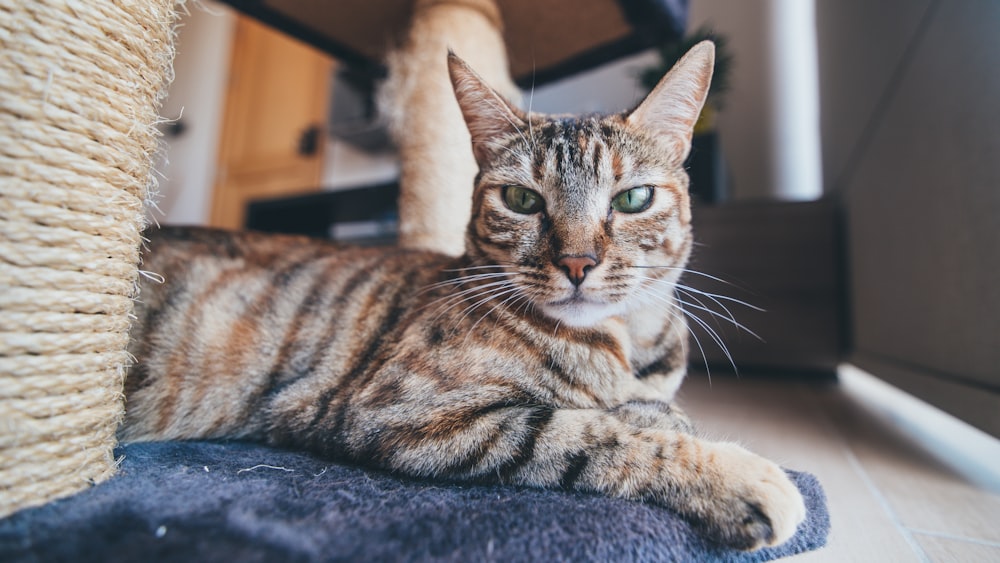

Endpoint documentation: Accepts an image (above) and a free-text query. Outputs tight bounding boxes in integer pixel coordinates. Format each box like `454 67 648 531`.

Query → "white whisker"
635 284 712 380
457 286 521 330
679 303 738 374
674 293 763 342
526 68 537 152
633 274 763 338
633 271 755 374
675 282 765 312
471 139 522 160
442 264 515 272
423 280 514 320
675 285 737 330
419 271 511 293
467 287 527 336
633 265 744 290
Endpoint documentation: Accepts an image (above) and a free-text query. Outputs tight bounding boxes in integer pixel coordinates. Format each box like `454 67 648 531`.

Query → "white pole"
769 0 823 200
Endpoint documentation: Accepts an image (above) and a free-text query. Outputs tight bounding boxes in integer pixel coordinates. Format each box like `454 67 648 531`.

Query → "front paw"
692 442 806 550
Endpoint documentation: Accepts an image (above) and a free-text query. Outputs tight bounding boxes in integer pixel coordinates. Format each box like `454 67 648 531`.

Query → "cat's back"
136 226 444 315
136 227 363 325
141 226 346 281
124 226 452 440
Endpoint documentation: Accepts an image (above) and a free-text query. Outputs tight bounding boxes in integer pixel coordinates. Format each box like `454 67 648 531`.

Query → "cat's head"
448 42 714 328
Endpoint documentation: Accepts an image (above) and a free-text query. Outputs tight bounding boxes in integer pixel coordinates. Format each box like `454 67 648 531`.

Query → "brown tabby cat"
122 42 805 550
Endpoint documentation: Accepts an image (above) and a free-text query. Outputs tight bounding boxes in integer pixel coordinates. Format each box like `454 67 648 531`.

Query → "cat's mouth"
549 292 591 306
547 286 610 308
538 292 625 328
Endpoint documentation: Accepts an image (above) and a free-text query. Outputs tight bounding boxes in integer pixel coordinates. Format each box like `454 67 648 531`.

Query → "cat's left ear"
448 51 528 166
627 40 715 163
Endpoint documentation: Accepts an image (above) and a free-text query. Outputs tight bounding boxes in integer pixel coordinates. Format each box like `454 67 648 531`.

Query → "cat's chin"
538 299 627 328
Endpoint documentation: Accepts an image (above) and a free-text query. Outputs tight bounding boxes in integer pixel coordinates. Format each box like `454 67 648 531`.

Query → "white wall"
158 3 236 225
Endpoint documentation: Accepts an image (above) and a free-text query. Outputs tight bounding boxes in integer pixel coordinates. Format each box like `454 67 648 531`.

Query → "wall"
686 0 822 201
158 3 236 225
815 0 933 193
816 0 1000 435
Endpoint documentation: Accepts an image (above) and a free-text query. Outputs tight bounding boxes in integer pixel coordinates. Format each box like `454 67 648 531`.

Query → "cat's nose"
557 255 598 287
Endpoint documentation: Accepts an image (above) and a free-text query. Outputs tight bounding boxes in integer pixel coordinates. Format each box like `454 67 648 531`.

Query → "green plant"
639 26 734 110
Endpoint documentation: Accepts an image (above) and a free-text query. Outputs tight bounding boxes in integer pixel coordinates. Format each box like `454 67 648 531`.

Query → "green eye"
611 186 653 213
502 185 545 214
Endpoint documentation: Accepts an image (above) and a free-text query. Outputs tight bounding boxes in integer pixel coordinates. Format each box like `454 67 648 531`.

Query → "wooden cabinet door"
211 15 333 229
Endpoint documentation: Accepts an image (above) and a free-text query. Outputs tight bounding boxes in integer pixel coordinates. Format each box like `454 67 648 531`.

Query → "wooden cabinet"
210 16 333 229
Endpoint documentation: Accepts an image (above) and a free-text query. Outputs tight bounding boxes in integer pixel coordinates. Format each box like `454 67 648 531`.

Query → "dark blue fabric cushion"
0 441 828 562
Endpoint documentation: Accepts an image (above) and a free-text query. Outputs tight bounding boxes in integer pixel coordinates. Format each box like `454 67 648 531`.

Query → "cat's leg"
513 408 804 550
334 400 805 551
610 399 695 433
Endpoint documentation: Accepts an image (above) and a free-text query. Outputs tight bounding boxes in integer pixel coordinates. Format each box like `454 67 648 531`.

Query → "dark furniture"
246 182 400 243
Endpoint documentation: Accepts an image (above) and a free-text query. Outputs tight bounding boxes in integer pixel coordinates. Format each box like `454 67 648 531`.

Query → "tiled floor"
676 365 1000 562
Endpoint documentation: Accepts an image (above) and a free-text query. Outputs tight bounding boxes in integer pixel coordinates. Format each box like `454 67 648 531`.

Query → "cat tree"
380 0 519 256
0 0 178 516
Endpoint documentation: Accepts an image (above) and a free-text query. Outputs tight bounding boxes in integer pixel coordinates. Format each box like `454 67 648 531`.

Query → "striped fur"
122 42 804 550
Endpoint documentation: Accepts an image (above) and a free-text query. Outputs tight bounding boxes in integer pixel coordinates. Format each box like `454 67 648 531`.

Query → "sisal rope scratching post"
381 0 519 256
0 0 178 517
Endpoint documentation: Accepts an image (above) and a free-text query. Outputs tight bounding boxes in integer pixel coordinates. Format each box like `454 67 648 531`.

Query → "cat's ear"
627 40 715 163
448 51 527 165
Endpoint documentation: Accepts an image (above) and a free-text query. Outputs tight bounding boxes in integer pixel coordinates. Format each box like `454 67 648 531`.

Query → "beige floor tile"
913 533 1000 563
816 374 1000 544
678 374 921 562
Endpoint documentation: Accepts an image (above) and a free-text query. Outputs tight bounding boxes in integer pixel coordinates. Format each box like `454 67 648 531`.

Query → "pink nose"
557 255 598 287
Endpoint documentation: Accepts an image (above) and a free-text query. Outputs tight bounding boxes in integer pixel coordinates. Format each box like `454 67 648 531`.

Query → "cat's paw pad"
698 442 807 551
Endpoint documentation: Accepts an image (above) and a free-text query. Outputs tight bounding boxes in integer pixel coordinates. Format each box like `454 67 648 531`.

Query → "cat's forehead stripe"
611 151 624 182
528 118 619 191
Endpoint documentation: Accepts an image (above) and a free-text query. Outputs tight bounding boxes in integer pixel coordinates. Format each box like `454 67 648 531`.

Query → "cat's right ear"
448 51 527 165
627 40 715 164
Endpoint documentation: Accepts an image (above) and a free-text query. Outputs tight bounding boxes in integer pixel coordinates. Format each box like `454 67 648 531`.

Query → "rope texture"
0 0 178 517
